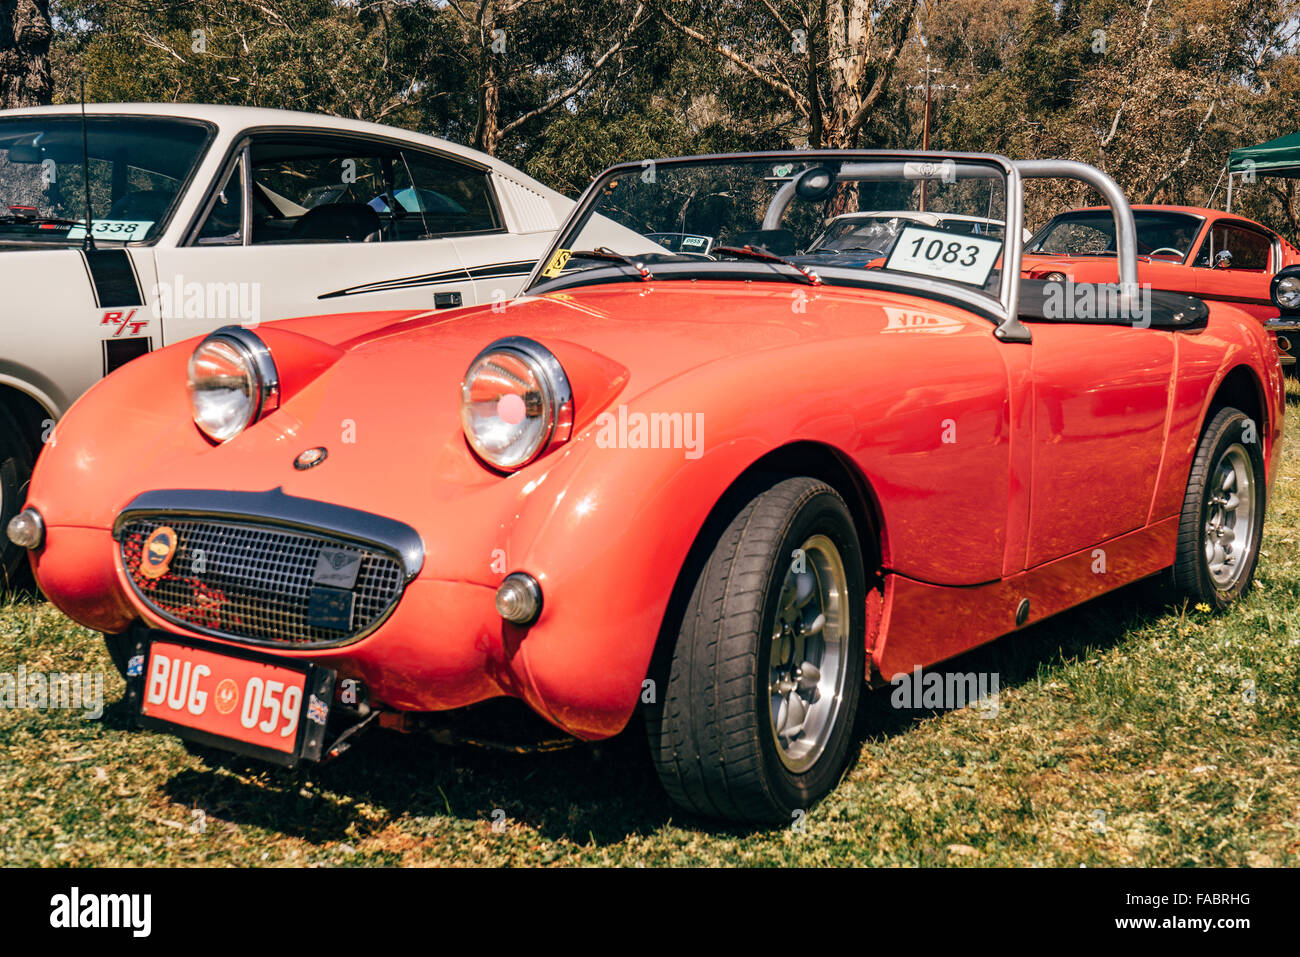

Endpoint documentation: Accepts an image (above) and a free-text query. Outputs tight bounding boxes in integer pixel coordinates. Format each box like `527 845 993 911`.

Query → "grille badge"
139 526 178 580
313 547 362 588
294 447 328 470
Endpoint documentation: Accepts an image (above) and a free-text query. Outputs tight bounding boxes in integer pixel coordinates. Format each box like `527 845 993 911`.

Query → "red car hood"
31 280 993 538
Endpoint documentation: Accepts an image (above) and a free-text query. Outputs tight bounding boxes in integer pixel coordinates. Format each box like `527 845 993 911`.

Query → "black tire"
1172 406 1266 607
0 405 35 596
646 476 867 825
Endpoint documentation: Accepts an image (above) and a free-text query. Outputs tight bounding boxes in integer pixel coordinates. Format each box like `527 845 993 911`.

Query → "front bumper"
34 495 554 723
1264 317 1300 366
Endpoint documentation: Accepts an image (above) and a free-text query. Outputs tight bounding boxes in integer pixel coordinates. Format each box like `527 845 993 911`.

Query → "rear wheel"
1172 406 1266 607
0 405 35 595
646 476 866 824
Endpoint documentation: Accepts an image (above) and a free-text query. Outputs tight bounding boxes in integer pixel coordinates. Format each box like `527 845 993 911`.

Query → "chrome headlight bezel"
1271 265 1300 314
187 325 280 443
460 337 573 472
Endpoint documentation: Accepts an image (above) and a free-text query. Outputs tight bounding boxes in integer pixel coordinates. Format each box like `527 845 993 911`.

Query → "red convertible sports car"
1023 204 1300 367
11 152 1286 823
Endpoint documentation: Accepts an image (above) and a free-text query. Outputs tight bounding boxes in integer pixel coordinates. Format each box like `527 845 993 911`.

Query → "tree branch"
654 2 811 116
499 3 648 137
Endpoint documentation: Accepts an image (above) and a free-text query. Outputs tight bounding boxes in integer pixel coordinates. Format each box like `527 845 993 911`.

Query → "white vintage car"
0 103 571 584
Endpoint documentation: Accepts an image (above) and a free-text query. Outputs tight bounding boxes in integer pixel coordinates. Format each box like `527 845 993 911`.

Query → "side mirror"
1215 249 1234 270
795 166 837 202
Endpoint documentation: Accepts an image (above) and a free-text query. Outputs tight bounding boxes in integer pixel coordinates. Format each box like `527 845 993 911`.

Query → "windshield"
531 155 1010 298
1027 209 1201 260
0 115 213 244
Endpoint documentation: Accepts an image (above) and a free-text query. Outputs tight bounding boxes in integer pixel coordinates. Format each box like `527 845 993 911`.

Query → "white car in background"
0 103 571 585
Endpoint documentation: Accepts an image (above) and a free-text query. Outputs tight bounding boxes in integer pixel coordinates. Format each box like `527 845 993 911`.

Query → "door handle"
434 291 463 309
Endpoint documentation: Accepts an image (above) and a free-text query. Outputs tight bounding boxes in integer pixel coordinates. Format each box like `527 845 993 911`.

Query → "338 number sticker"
884 225 1002 286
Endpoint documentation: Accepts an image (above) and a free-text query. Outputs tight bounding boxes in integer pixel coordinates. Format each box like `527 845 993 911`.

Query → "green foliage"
21 0 1300 238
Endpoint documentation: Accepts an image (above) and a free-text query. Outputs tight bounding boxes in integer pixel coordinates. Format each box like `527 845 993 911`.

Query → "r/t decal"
101 309 148 337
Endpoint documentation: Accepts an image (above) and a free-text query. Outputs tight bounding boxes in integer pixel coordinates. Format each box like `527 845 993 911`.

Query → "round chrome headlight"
187 326 279 443
460 337 573 471
1272 266 1300 312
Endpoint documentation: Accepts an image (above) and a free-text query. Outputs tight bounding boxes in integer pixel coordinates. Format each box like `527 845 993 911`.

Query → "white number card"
66 219 154 242
884 225 1002 286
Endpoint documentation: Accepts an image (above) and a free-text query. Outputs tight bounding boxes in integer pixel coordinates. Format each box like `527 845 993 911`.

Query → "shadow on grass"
155 574 1176 847
161 715 675 847
850 575 1171 747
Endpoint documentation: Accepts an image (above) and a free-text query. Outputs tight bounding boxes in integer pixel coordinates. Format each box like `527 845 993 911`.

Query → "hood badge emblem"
294 447 328 471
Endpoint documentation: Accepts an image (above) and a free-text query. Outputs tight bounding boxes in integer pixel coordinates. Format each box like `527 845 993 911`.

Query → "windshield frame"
524 149 1027 329
0 113 217 247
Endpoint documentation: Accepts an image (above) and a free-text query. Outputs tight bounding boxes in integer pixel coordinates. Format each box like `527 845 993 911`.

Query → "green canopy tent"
1226 132 1300 211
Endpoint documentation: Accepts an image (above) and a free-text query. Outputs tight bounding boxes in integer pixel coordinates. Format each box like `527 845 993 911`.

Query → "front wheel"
646 476 867 824
1172 406 1266 607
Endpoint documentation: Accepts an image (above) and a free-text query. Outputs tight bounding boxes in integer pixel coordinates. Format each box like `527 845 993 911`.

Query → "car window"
1194 224 1272 271
1031 220 1112 255
933 218 1005 240
195 161 244 245
248 141 385 245
0 115 212 244
809 217 908 254
244 137 500 245
1028 210 1200 259
379 150 500 238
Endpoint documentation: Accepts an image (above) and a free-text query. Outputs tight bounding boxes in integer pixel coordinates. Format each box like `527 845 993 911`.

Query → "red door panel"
1024 323 1174 567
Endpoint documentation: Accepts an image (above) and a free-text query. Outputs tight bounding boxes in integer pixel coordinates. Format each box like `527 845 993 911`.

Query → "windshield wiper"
568 248 653 281
714 245 822 285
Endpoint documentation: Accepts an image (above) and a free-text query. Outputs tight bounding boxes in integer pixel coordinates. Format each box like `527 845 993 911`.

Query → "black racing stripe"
319 266 471 300
466 260 536 279
317 260 535 300
81 249 144 307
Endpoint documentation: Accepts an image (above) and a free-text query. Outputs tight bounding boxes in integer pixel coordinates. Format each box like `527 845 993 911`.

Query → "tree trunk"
0 0 52 109
471 1 502 156
474 58 501 155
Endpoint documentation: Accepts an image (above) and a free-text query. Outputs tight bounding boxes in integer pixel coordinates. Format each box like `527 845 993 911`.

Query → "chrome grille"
119 517 405 646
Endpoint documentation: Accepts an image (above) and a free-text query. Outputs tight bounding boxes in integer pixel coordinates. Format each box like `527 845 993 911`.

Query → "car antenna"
78 76 95 252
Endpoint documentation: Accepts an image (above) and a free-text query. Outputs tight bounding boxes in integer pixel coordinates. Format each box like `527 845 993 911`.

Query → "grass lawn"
2 384 1298 867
